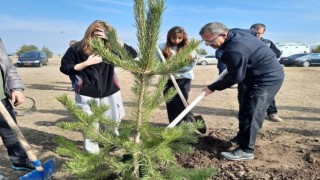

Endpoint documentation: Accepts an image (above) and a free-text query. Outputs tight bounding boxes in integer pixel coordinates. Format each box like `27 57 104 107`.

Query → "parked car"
196 55 217 65
16 51 48 67
279 53 320 67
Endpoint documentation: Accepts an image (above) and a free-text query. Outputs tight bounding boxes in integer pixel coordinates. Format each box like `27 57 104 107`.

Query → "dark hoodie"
208 29 284 91
60 42 137 98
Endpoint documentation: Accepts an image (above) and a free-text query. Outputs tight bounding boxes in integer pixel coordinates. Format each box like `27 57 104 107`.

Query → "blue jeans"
238 83 278 115
266 100 278 115
237 80 283 152
0 98 28 165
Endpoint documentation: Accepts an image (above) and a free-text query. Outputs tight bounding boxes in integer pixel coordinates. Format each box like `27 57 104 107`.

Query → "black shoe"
230 136 239 145
12 162 35 171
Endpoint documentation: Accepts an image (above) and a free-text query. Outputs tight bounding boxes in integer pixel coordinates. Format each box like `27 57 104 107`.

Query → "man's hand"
202 86 214 96
11 90 25 106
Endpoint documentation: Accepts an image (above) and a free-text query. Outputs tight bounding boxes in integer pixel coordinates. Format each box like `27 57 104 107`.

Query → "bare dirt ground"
0 56 319 179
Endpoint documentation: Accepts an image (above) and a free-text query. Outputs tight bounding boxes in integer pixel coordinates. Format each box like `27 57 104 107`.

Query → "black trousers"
163 79 192 123
238 83 278 115
0 98 28 165
237 80 283 152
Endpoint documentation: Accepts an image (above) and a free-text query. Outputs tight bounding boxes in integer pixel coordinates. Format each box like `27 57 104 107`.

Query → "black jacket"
261 38 282 58
208 29 284 91
60 42 137 98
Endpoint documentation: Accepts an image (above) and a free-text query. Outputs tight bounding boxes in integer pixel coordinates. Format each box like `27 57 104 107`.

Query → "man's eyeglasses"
202 34 221 45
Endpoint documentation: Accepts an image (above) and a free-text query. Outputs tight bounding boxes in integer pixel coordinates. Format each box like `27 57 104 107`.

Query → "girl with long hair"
159 26 198 123
60 20 137 154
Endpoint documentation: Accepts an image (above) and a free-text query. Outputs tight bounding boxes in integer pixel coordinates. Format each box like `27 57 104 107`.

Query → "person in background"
60 20 138 154
250 23 282 59
0 38 35 171
158 26 198 124
199 22 284 161
248 23 283 122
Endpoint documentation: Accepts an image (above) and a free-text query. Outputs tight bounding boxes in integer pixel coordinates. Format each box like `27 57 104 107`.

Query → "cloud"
0 14 84 34
165 1 319 25
70 0 133 14
90 0 132 6
74 3 125 14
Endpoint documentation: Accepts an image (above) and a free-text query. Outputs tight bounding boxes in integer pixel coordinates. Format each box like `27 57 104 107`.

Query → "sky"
0 0 319 55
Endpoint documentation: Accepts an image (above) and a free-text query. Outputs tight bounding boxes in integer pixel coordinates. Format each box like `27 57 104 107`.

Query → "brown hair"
162 26 188 58
80 20 113 55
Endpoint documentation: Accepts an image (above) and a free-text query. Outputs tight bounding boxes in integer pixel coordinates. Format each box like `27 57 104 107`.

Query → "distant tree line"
312 45 320 53
16 44 53 58
196 48 207 55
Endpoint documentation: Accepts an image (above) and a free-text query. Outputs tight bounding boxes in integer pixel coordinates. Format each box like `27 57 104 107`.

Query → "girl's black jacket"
60 42 137 98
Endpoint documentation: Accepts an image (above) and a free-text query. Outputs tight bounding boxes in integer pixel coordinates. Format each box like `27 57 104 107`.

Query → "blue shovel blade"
20 158 56 180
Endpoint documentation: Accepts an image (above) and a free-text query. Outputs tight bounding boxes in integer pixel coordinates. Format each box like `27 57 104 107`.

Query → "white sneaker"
84 138 100 154
114 128 120 136
0 174 8 180
268 113 284 122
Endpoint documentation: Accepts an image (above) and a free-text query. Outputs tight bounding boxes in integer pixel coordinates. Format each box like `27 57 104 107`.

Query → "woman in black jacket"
60 20 137 154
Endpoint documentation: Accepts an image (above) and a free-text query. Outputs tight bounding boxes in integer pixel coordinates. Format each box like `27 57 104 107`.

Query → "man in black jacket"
199 22 284 161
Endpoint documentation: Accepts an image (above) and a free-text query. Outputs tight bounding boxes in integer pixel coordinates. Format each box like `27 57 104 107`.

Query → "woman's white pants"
75 91 125 154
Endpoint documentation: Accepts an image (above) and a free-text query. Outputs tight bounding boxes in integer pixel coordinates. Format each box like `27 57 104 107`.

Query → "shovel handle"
0 102 43 171
216 69 228 81
156 47 189 108
167 69 229 128
167 91 205 128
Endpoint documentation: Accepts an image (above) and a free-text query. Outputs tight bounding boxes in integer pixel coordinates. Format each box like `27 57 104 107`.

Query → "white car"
196 55 218 65
275 42 310 58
